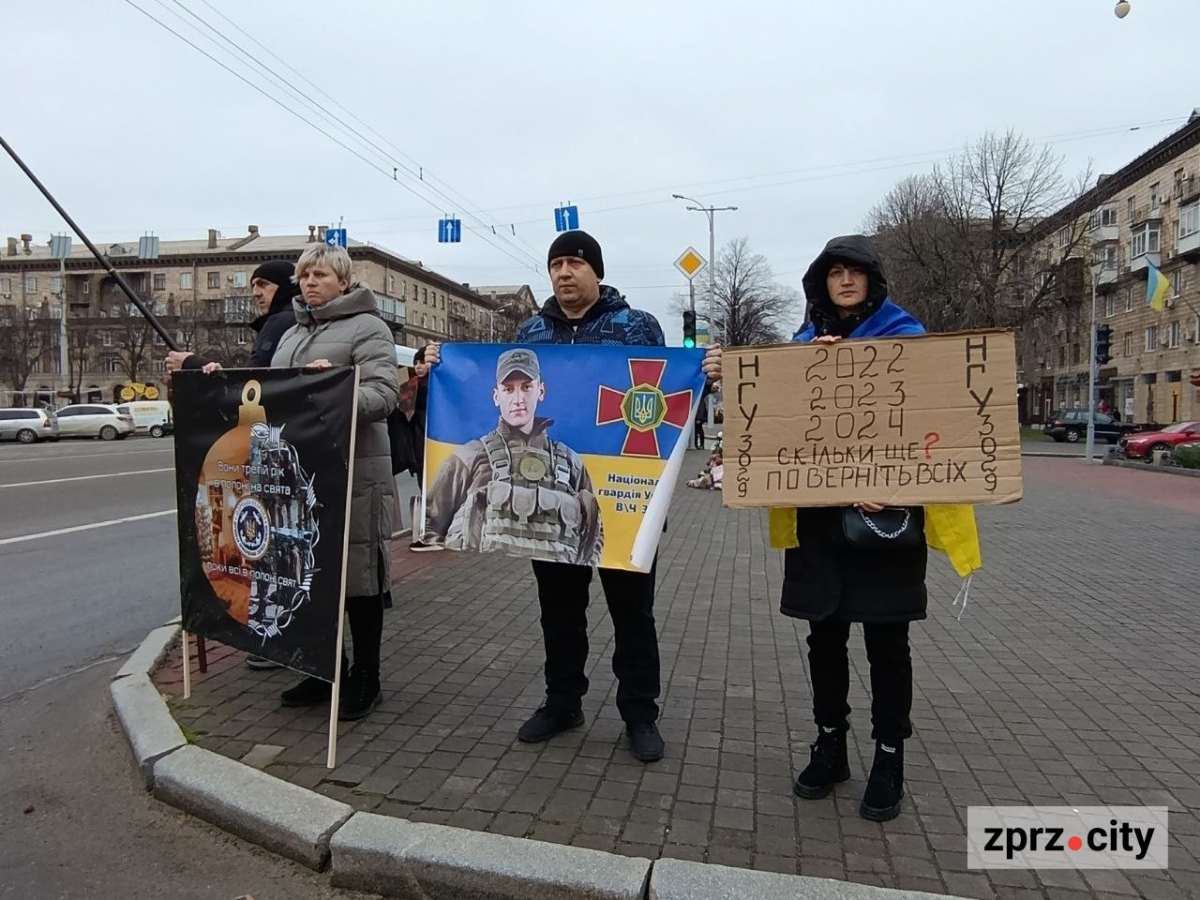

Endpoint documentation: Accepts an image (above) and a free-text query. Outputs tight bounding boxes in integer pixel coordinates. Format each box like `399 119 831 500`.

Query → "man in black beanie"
165 259 300 373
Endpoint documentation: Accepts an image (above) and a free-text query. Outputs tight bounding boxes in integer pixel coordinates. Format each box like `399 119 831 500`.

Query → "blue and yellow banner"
423 344 705 571
1146 261 1169 313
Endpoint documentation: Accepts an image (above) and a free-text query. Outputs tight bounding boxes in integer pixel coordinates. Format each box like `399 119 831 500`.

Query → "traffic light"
682 310 697 348
1095 325 1112 364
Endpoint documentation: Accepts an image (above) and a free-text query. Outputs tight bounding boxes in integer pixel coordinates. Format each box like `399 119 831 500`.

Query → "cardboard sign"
722 330 1022 507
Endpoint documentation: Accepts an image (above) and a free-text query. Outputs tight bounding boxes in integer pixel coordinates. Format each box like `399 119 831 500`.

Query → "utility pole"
672 194 737 343
50 233 72 400
1086 263 1099 463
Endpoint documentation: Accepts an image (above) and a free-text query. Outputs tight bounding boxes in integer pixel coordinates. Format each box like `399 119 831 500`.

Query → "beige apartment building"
0 225 499 404
1022 111 1200 426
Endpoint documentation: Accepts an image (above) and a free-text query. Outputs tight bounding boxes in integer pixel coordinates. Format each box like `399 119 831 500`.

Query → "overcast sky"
3 0 1195 341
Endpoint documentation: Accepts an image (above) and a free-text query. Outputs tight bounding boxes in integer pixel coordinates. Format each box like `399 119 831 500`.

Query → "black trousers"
693 420 705 449
531 558 660 725
806 619 912 744
345 594 384 677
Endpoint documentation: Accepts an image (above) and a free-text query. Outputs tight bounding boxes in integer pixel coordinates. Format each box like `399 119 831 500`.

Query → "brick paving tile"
157 457 1200 899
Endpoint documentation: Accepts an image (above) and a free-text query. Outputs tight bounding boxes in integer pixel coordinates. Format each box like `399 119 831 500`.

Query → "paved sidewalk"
158 454 1200 900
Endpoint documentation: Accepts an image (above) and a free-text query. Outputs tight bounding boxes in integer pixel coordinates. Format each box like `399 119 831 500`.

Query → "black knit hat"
547 230 604 280
251 260 295 287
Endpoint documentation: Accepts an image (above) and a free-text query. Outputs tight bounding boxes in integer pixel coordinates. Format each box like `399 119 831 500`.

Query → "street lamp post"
1086 262 1103 464
488 301 524 342
672 194 737 343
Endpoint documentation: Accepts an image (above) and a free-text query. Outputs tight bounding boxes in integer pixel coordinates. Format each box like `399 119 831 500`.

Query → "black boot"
517 706 584 743
794 726 851 799
338 666 381 721
860 740 904 821
281 653 348 707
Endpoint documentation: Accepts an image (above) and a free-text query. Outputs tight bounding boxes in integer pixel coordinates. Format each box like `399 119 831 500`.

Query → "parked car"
1043 409 1136 444
54 403 135 441
116 400 173 437
1117 420 1200 459
0 407 59 443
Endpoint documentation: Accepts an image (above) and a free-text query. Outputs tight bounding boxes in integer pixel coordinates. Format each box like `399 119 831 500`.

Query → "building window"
82 280 89 294
130 273 147 293
1057 346 1066 366
1123 332 1133 357
1057 226 1071 249
440 294 446 310
1144 325 1158 352
1089 207 1118 228
104 356 122 374
50 276 62 294
1127 196 1135 221
25 276 37 293
1124 287 1134 312
388 274 395 293
1071 344 1081 365
421 313 428 328
422 287 428 303
1181 201 1200 240
233 271 247 288
1105 294 1115 318
207 272 220 289
1130 223 1160 259
1170 269 1182 299
180 272 194 290
0 277 10 294
153 273 167 291
1168 320 1181 348
102 330 114 347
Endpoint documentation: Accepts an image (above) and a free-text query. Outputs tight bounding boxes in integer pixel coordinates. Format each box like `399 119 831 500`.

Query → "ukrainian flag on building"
1146 261 1170 312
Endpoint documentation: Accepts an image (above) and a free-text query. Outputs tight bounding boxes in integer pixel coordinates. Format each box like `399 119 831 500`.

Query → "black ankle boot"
794 726 851 799
860 740 904 821
338 667 381 721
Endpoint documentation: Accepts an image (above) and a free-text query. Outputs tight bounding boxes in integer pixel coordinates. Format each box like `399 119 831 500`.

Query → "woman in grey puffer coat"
272 244 400 720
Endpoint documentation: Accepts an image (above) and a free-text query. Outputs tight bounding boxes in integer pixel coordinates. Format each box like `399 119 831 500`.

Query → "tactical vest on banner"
478 430 588 562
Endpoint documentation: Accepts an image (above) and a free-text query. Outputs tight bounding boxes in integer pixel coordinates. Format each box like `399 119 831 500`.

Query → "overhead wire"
121 0 547 277
191 0 546 262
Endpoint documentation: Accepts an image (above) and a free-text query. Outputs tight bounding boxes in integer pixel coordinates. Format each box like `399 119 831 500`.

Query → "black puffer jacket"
781 234 928 624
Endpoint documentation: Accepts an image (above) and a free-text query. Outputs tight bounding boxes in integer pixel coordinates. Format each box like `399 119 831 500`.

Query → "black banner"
173 367 357 681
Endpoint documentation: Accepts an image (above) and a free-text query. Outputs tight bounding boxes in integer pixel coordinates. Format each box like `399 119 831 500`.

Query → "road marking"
0 446 174 463
0 467 175 488
0 509 176 546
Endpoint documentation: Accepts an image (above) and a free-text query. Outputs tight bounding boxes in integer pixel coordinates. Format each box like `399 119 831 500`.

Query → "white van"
116 400 173 437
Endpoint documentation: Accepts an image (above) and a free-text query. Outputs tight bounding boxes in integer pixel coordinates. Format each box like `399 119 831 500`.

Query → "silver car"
54 403 135 441
0 407 59 443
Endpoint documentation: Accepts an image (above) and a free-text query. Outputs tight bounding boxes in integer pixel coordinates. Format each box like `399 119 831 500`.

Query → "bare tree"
110 301 156 385
0 305 50 399
671 237 802 345
866 130 1092 330
65 313 100 403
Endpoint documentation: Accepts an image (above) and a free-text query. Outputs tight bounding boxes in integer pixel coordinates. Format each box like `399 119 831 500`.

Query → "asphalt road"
0 434 414 898
0 437 179 699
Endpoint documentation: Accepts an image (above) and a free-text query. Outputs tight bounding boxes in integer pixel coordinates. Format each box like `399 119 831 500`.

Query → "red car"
1118 421 1200 459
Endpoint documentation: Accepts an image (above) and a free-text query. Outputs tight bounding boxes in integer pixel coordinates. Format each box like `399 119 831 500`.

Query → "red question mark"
923 431 941 460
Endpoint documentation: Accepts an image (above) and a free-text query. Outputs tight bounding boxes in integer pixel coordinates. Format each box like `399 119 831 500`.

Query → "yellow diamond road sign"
674 247 706 280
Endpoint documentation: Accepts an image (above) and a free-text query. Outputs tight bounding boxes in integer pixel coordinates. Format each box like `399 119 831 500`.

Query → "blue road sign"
554 205 579 232
438 218 462 243
325 228 347 248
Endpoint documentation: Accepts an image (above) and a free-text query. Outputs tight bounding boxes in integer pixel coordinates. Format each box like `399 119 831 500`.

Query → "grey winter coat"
272 285 400 598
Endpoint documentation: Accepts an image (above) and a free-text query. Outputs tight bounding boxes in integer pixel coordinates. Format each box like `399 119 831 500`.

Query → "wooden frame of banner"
181 630 192 699
326 367 361 769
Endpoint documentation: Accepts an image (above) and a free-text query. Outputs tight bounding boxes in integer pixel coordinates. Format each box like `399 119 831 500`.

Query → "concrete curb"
113 626 969 899
109 673 187 787
154 745 352 870
648 858 950 900
329 811 651 899
114 623 180 681
1103 456 1200 478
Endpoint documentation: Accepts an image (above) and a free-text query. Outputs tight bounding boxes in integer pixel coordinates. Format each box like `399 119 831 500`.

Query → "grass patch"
1020 426 1048 442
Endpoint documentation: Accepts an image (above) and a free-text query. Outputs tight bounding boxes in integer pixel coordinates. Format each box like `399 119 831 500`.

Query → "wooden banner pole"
181 630 192 700
327 367 361 769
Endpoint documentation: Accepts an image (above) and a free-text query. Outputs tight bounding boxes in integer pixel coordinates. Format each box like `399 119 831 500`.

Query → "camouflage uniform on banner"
424 349 604 566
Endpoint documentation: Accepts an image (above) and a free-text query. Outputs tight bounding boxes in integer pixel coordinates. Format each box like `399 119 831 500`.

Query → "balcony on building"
1179 199 1200 259
1094 262 1120 289
1129 250 1161 276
